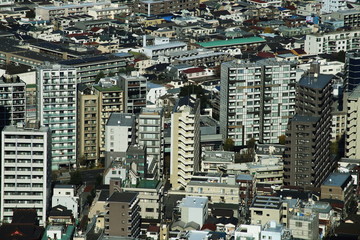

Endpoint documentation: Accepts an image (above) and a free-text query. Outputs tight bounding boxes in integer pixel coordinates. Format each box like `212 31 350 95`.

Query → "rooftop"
107 191 138 203
196 36 265 48
322 172 352 188
136 179 159 189
179 196 208 209
251 196 282 209
107 113 135 127
298 74 334 90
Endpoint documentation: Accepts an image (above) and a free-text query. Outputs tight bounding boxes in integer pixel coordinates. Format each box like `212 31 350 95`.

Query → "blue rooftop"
322 172 351 187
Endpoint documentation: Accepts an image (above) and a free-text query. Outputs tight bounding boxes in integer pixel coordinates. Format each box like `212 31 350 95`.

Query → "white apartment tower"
37 64 77 170
220 59 300 146
170 96 200 190
0 121 51 225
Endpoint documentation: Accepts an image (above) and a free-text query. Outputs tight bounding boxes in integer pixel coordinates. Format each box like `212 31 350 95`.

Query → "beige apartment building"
77 85 99 165
170 96 200 190
250 196 284 226
77 78 124 166
345 85 360 159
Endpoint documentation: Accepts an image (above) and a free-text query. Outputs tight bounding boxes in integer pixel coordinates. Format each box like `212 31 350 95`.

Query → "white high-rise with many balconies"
37 64 77 170
170 96 200 190
0 121 51 225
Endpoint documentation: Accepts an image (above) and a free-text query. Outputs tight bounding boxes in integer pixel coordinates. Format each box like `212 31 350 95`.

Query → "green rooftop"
136 179 159 189
196 36 266 48
93 85 122 92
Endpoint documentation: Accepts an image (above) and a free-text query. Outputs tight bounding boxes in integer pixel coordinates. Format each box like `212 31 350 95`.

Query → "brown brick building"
105 191 140 237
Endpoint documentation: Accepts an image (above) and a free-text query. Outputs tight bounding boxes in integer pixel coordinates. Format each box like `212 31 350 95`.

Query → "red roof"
83 185 94 193
84 42 99 46
249 0 267 3
257 52 275 58
183 67 205 74
201 223 217 231
67 33 90 37
147 225 160 232
90 27 102 32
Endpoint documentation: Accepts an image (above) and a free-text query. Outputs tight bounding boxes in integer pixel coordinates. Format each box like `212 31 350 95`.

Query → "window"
146 208 154 212
295 222 302 227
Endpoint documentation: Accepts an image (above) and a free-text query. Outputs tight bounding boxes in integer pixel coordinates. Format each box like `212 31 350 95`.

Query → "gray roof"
298 74 334 90
251 196 282 209
179 196 208 209
107 113 135 127
108 191 138 203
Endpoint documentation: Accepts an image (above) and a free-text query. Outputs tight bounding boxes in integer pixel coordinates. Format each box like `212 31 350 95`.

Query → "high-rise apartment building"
77 84 99 166
284 74 335 187
0 121 51 225
170 96 200 190
93 78 124 160
37 64 77 169
105 191 140 238
138 107 164 178
0 75 26 128
77 78 124 166
119 73 147 114
345 85 360 159
220 59 299 146
105 113 135 168
345 51 360 92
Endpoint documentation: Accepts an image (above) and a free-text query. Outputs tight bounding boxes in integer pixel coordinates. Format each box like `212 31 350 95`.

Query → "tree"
26 9 36 19
95 71 105 83
78 155 87 167
108 71 115 77
278 135 286 145
246 137 256 150
223 138 235 151
69 170 83 186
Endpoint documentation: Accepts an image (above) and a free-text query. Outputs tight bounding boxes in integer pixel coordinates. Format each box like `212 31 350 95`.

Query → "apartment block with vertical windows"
105 113 135 168
220 59 299 147
304 30 360 55
170 96 200 190
284 74 335 187
0 75 26 128
0 121 51 225
138 107 164 178
93 78 124 160
105 191 140 238
119 73 147 114
37 64 77 169
345 85 360 159
77 84 99 166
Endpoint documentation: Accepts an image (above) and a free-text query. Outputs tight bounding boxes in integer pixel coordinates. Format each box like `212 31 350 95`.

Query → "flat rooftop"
196 36 265 48
322 172 351 187
179 196 208 209
107 113 134 127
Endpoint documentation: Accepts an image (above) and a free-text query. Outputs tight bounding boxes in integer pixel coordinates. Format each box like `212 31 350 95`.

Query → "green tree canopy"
69 170 83 186
223 138 235 151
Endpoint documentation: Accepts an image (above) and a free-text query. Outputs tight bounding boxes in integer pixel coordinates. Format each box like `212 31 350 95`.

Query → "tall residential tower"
37 64 77 169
